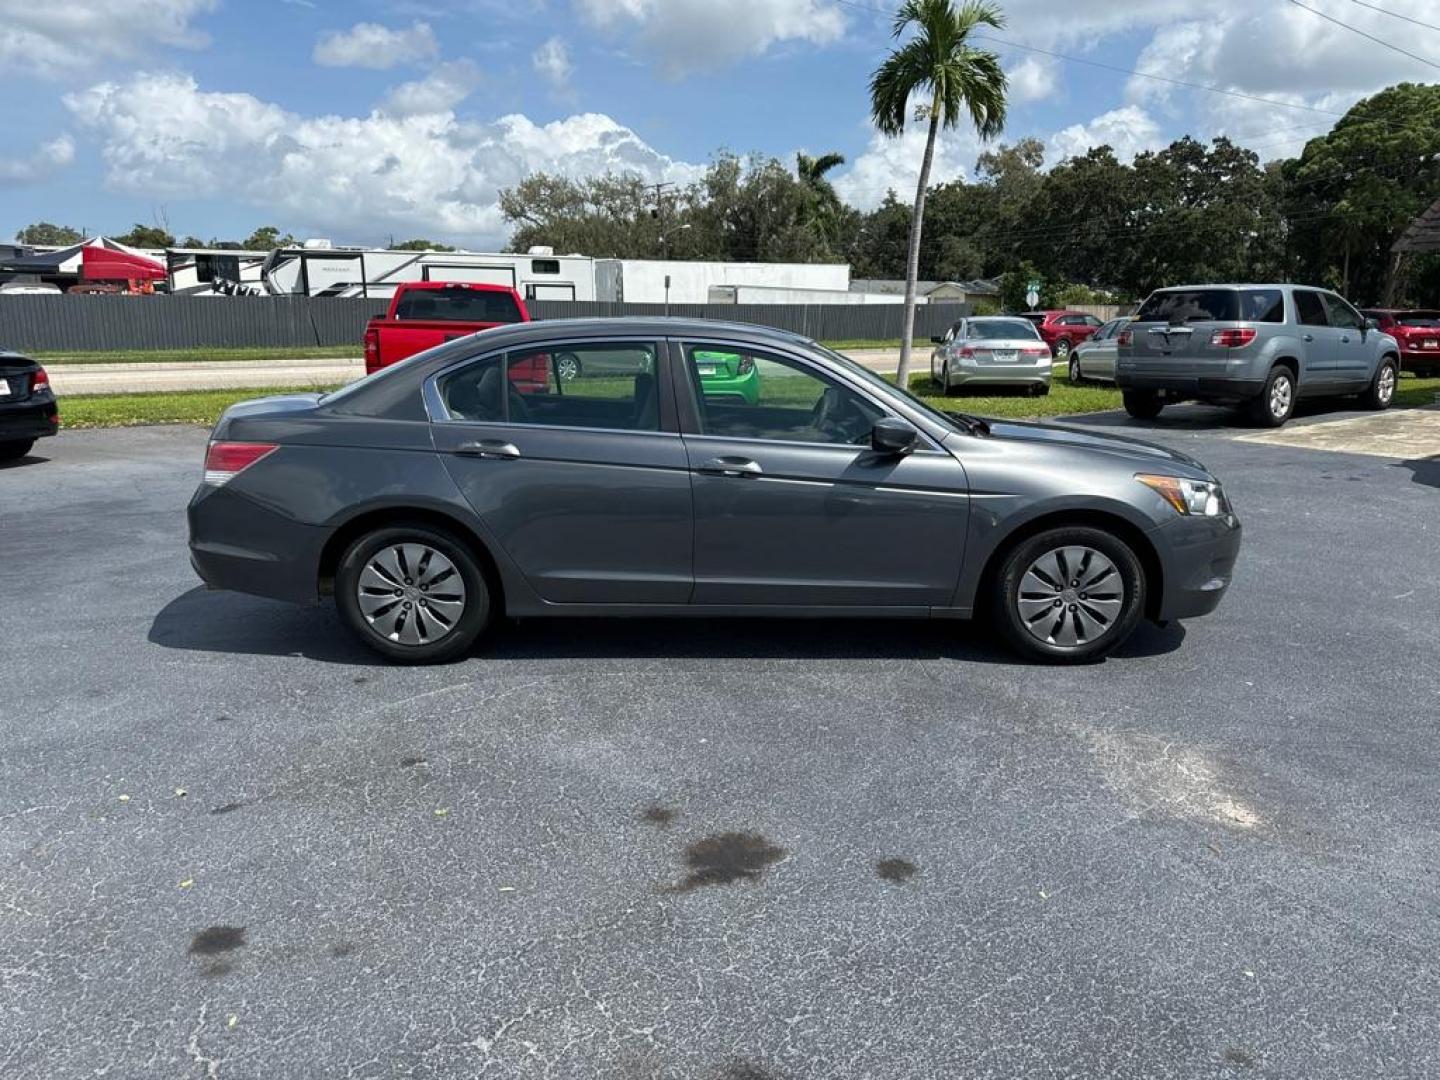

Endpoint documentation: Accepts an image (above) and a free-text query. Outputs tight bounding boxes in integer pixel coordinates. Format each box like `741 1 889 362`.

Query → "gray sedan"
188 318 1242 664
930 316 1054 394
1068 317 1131 385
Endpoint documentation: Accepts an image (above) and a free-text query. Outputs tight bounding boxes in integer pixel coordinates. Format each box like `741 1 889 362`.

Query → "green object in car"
693 350 761 406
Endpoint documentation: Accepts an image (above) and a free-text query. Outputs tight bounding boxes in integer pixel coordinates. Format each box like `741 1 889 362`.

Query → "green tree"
869 0 1008 385
390 238 457 251
113 224 176 248
242 225 297 250
796 151 847 244
15 222 84 246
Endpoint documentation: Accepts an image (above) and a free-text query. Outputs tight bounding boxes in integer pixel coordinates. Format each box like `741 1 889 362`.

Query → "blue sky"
1 0 1434 248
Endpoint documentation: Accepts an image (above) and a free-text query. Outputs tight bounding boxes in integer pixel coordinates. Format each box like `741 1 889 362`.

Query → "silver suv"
1115 285 1401 427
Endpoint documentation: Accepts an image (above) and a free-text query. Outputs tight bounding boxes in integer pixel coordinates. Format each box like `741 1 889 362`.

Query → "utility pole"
649 182 676 258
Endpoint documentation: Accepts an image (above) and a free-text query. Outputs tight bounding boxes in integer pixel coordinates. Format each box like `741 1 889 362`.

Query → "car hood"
980 418 1211 475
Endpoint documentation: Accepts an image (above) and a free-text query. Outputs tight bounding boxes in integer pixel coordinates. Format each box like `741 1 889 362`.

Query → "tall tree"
869 0 1007 385
242 226 297 250
796 151 848 246
15 222 84 246
113 224 176 248
389 238 456 251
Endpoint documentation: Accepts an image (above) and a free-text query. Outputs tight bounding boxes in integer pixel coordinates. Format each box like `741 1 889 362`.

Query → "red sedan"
1361 309 1440 376
1020 310 1105 361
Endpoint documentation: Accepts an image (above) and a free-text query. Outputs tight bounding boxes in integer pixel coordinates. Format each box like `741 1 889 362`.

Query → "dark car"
188 318 1242 664
0 351 58 460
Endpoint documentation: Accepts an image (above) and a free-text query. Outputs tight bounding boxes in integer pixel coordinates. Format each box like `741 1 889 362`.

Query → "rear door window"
1294 290 1330 327
1134 290 1240 323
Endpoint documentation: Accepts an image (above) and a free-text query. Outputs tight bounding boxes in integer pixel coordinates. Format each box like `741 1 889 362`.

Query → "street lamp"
660 224 690 315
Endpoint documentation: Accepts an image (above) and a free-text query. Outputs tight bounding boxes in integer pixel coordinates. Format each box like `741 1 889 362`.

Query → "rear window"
1397 311 1440 326
1135 290 1239 324
1020 313 1043 325
968 319 1041 340
395 286 523 323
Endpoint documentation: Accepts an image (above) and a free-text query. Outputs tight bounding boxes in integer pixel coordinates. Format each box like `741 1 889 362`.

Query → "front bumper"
188 483 329 604
0 395 59 443
1150 510 1243 621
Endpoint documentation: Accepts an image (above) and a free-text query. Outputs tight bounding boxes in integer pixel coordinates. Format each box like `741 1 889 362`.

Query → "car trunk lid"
0 354 38 402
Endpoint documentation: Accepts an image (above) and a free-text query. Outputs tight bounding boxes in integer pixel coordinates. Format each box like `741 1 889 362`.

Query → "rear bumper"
0 396 59 443
1116 371 1264 401
948 364 1052 387
1150 511 1243 621
188 484 329 604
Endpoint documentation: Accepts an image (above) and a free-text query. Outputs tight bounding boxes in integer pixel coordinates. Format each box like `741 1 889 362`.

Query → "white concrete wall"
617 260 850 304
727 285 912 305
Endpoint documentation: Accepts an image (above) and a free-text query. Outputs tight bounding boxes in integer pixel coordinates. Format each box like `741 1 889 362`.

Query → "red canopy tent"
80 243 166 283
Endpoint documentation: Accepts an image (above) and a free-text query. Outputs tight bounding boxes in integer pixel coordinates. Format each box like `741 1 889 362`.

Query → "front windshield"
814 344 969 434
968 319 1042 340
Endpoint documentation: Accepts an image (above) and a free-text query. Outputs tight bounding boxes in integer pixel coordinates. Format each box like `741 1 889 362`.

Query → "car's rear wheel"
1031 382 1050 397
0 439 35 461
1363 358 1397 411
993 527 1145 663
1122 390 1163 420
555 352 582 382
336 523 491 664
1249 366 1295 427
1053 338 1072 361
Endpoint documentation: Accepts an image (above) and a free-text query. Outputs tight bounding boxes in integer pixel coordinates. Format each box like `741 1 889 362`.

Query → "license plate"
1424 339 1437 349
697 365 717 377
0 379 10 397
992 350 1018 363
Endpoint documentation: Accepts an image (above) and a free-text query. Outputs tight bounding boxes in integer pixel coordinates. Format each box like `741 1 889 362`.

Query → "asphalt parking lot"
2 408 1438 1079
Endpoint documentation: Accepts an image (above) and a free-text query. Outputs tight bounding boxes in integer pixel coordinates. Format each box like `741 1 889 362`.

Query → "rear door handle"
455 439 521 460
697 456 762 477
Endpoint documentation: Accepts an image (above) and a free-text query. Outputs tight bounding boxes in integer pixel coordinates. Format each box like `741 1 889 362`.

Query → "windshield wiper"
944 410 991 436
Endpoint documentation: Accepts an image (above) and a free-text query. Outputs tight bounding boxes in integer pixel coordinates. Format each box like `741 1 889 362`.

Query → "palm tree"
797 152 847 245
870 0 1008 388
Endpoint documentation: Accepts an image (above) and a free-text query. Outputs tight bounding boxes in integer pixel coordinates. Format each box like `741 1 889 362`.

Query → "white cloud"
65 72 702 247
1046 105 1164 165
1008 55 1058 104
834 121 985 212
381 61 482 117
313 21 438 69
575 0 846 77
532 37 574 93
0 0 216 77
0 135 76 186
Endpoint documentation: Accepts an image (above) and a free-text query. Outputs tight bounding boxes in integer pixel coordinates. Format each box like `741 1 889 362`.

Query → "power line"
1345 0 1440 33
1283 0 1440 71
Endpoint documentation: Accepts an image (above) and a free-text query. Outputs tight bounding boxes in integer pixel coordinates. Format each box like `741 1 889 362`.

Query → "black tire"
1068 356 1083 385
1362 358 1398 411
0 440 36 461
1032 382 1051 397
1248 365 1296 428
1053 338 1072 361
1122 390 1163 420
336 523 492 664
993 526 1146 663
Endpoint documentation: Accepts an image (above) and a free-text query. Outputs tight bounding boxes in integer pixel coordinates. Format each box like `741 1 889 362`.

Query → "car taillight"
363 329 381 374
1117 330 1133 347
203 441 278 485
30 366 49 393
1210 327 1257 348
1024 346 1050 358
958 347 975 358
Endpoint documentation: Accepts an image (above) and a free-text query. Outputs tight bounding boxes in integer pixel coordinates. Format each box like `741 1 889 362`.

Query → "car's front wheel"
1068 356 1083 385
993 526 1146 663
1363 358 1397 411
336 523 492 664
0 439 36 462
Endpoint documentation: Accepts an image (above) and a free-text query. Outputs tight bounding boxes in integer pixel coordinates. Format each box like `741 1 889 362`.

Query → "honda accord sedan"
188 318 1242 664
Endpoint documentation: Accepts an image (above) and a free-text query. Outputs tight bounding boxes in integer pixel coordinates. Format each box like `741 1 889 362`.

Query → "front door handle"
455 439 521 460
697 456 762 478
1340 335 1351 343
1302 333 1315 342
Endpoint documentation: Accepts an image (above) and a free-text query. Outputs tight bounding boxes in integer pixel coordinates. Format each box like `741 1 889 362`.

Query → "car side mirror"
930 335 946 345
1365 317 1380 330
871 417 918 456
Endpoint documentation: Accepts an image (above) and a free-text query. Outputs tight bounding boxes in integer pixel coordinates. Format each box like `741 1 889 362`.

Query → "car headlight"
1135 473 1228 517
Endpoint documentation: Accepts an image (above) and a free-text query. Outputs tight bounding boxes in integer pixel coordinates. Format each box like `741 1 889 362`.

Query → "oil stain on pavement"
189 926 247 955
671 832 786 893
642 805 676 826
876 858 918 884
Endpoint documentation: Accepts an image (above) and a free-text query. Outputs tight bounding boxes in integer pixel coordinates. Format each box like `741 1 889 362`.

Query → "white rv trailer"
165 249 269 296
260 245 599 301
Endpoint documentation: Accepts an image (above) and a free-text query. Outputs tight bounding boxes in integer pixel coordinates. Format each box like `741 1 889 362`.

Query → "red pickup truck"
363 282 530 374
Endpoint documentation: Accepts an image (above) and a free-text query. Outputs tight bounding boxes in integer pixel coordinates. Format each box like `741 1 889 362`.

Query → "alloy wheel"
1269 373 1293 419
1069 357 1081 384
1377 364 1396 404
556 353 580 382
1055 339 1071 360
356 543 466 646
1015 545 1125 649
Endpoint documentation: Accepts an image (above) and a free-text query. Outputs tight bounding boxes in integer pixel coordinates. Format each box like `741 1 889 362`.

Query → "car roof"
1153 283 1317 291
473 316 819 347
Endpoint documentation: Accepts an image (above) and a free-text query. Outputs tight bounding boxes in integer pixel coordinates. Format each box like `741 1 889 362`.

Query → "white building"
605 259 850 304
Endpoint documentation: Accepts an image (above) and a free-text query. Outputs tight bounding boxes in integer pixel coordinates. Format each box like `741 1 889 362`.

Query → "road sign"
1025 289 1039 308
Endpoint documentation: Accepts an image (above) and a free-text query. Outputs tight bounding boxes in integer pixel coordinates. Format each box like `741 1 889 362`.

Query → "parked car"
0 351 58 460
1116 285 1400 427
930 316 1053 394
1068 317 1131 385
363 282 530 375
1360 308 1440 377
1020 310 1105 360
188 318 1242 665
